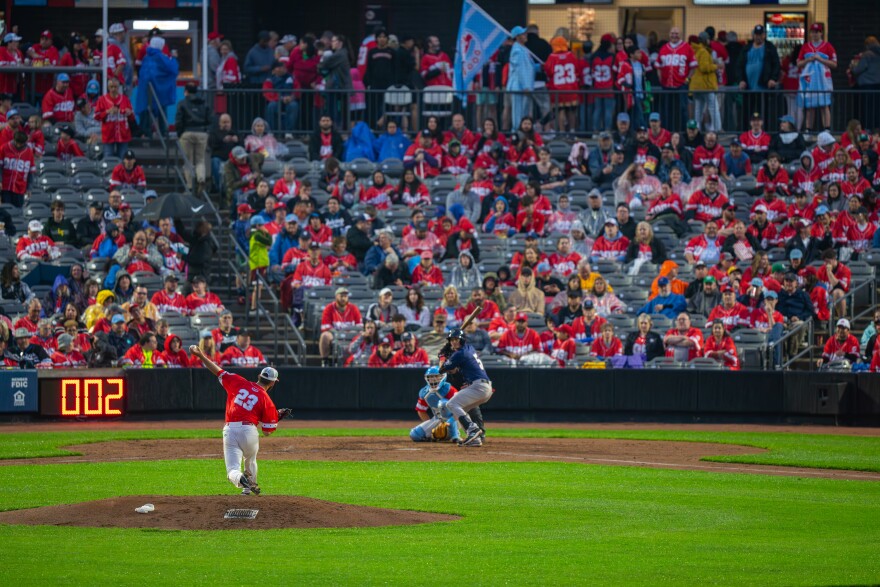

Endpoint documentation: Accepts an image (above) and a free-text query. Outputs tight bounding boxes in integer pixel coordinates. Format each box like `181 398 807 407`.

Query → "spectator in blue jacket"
268 215 301 283
656 143 692 184
243 31 274 87
637 277 686 319
263 61 298 133
373 120 411 162
134 37 179 137
363 229 401 276
232 204 254 255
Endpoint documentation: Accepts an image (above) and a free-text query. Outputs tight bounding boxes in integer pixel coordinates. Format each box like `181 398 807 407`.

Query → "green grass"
2 427 879 472
0 454 879 585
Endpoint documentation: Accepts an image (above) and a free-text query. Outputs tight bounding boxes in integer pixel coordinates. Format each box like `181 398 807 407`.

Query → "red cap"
503 166 518 176
40 30 52 39
601 33 615 44
380 335 393 345
274 202 286 211
515 312 528 322
764 182 775 192
556 324 573 336
810 23 823 32
118 202 131 210
207 32 224 41
457 217 475 232
237 203 255 214
707 174 719 183
721 285 734 293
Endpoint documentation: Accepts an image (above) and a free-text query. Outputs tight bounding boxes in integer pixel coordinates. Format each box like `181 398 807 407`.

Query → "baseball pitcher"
190 345 292 496
410 366 461 442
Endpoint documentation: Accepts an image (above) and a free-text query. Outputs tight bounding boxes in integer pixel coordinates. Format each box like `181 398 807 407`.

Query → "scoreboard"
39 377 126 417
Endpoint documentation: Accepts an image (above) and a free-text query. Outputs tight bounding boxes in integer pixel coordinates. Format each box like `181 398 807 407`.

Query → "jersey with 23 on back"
219 370 279 435
441 342 488 383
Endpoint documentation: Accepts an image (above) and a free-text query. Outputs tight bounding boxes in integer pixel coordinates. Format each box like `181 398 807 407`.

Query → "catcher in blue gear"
409 367 461 442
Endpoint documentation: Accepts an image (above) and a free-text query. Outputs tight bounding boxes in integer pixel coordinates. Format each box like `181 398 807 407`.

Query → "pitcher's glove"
431 421 450 440
277 408 293 421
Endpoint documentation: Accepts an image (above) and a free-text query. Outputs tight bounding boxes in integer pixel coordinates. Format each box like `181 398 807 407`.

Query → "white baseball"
189 345 199 353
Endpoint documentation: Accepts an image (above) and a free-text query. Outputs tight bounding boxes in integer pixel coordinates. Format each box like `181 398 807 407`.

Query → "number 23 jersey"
219 370 279 434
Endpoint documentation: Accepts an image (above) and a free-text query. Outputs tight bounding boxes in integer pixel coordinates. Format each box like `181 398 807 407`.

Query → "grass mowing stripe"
0 428 878 472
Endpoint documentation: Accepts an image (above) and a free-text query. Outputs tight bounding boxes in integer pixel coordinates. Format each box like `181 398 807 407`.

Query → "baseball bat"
459 304 483 331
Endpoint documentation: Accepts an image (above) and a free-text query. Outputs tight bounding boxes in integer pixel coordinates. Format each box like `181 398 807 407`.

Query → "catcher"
189 344 292 495
409 366 461 442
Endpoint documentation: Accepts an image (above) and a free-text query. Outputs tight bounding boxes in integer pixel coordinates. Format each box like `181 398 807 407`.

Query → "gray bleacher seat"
285 141 308 159
68 157 95 175
24 204 51 220
52 189 83 205
649 314 672 330
12 102 36 119
347 158 375 178
98 157 121 176
689 314 707 329
606 314 634 330
646 357 682 369
37 172 68 191
84 188 110 204
687 358 724 370
191 314 220 329
289 157 312 176
38 157 66 176
379 158 404 178
566 175 594 192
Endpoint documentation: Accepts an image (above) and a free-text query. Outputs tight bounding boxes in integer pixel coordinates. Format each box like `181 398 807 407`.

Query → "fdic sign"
0 371 38 413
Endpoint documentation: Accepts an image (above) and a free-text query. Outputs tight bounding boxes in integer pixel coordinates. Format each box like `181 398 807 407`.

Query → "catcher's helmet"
447 328 465 341
424 366 446 390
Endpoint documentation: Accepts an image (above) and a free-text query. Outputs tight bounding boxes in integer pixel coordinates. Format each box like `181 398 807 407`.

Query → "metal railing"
0 65 104 104
200 86 880 137
829 277 878 337
767 317 814 370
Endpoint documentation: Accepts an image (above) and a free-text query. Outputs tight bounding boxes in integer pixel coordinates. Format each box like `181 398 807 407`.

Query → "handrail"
766 317 814 370
829 276 877 337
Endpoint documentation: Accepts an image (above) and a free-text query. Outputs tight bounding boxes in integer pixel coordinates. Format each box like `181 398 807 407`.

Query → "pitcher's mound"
0 495 459 530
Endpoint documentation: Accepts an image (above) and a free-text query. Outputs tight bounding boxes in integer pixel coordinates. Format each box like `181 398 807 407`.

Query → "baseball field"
1 421 879 586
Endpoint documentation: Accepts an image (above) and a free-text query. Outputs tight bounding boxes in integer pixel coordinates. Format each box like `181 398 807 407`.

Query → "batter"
189 345 291 495
439 329 494 447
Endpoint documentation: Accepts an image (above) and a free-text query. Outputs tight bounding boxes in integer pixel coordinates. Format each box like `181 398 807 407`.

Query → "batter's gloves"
277 408 293 421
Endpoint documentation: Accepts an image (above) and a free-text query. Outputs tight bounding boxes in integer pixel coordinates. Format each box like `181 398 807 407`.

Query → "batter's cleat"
462 424 481 445
463 435 483 447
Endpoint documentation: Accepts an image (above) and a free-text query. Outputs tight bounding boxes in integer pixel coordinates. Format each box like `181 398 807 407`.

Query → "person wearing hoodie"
507 267 544 315
135 37 179 137
83 289 115 330
175 82 212 191
446 182 481 226
343 120 376 162
481 273 506 312
482 196 516 238
162 333 189 367
769 115 806 163
245 116 286 160
373 120 411 162
268 215 300 283
637 276 686 319
450 251 482 293
792 151 818 195
651 260 689 297
44 275 74 317
113 230 163 275
89 222 125 260
444 218 480 262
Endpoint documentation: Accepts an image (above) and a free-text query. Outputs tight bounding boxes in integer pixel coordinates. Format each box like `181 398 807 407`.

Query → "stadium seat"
421 85 454 121
687 358 724 370
646 357 682 369
347 158 375 178
379 158 404 178
37 172 69 191
38 158 66 176
383 85 413 125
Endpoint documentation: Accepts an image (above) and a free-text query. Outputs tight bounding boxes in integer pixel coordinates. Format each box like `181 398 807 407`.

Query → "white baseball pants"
446 380 493 419
223 422 259 488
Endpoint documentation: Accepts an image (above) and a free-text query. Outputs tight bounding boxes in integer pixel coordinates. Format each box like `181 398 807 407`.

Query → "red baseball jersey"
420 51 453 87
685 234 724 261
219 370 279 433
664 327 704 362
548 252 582 277
41 88 75 123
739 131 771 158
219 345 267 368
16 235 56 261
0 47 22 94
572 315 607 342
692 144 725 172
109 164 147 189
686 191 729 223
703 335 740 370
545 52 580 104
321 302 362 332
105 43 127 83
656 42 696 88
591 235 630 260
392 347 430 368
821 335 859 363
360 184 394 209
186 292 224 314
411 264 444 286
152 290 190 315
94 93 135 144
747 307 784 331
590 336 623 359
498 327 542 356
0 142 34 195
292 260 332 287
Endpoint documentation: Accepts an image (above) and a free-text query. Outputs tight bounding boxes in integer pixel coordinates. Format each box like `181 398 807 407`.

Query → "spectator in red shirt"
664 312 704 363
392 331 430 368
817 318 861 368
817 248 851 317
703 320 740 370
590 322 623 359
497 312 543 362
50 333 87 368
411 250 444 286
41 73 75 124
121 332 166 368
219 331 268 367
186 276 225 315
0 130 35 206
367 334 396 367
547 323 577 365
319 286 363 367
109 150 147 190
403 130 441 180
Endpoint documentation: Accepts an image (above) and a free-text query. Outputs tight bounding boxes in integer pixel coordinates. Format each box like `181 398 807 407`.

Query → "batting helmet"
447 328 465 341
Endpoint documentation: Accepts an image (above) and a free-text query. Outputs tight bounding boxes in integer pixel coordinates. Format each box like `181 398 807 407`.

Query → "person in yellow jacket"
83 289 115 330
689 32 721 133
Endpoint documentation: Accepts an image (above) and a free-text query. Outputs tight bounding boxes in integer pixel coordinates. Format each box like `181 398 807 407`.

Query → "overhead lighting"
131 20 191 31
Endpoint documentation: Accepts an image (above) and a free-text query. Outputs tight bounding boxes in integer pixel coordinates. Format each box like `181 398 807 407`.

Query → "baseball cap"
379 287 392 297
657 277 670 286
503 165 519 176
836 318 851 329
510 25 528 37
56 73 70 83
419 128 432 138
118 202 132 211
111 314 126 324
583 299 595 310
379 335 393 346
231 146 248 160
556 324 574 337
196 328 211 339
790 249 804 260
636 125 647 132
260 366 279 382
401 331 414 342
604 218 618 226
420 250 433 259
817 131 836 147
280 34 297 44
237 203 256 214
695 260 707 268
750 112 762 120
730 138 742 147
298 230 311 240
859 133 870 142
164 274 179 282
281 213 296 223
492 173 506 184
706 174 719 183
753 25 765 35
810 23 823 32
617 112 630 123
661 142 673 151
703 275 716 284
515 312 528 321
57 333 74 349
415 220 428 231
207 32 224 41
28 220 43 232
764 290 778 300
123 149 136 160
526 231 539 239
40 30 52 39
721 285 734 293
779 115 796 125
13 327 30 338
6 108 18 119
815 205 830 215
771 263 785 273
335 287 350 295
755 204 768 213
3 33 21 43
721 252 735 262
598 131 612 140
686 119 698 129
783 272 798 282
144 189 158 200
308 242 320 250
272 201 286 211
587 189 601 199
613 144 625 154
249 216 266 226
109 23 125 34
649 112 661 122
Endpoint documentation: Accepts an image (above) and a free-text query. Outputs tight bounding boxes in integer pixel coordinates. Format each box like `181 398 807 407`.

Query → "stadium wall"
17 368 880 423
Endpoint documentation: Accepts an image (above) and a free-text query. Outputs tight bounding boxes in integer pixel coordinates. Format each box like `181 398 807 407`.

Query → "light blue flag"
452 0 510 97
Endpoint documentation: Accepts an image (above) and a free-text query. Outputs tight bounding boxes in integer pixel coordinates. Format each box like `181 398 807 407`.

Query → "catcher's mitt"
431 421 450 440
277 408 293 421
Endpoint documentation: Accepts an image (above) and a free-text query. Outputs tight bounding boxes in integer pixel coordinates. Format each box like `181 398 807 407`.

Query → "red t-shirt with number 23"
219 370 279 434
